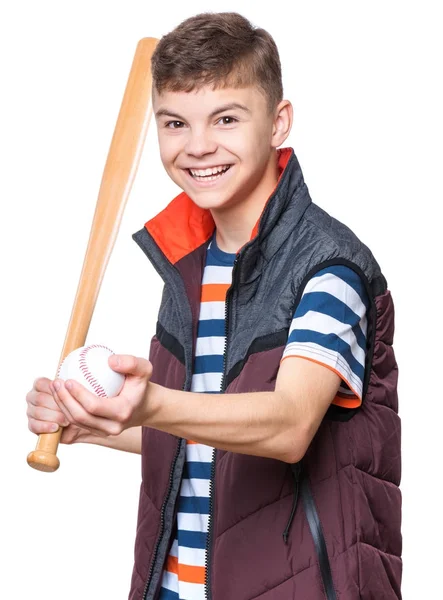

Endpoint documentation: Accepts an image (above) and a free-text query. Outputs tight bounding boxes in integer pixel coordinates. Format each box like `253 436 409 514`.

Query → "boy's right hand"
26 377 96 445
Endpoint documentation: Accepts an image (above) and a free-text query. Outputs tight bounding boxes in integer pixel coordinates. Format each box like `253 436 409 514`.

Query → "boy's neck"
212 151 280 254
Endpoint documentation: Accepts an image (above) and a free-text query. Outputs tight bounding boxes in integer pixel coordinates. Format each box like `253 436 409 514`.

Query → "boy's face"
153 84 290 213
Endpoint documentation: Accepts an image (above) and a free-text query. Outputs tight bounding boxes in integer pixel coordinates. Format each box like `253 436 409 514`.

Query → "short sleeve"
281 265 370 408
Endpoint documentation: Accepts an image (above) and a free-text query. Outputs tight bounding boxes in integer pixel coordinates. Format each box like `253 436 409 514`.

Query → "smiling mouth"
187 165 232 181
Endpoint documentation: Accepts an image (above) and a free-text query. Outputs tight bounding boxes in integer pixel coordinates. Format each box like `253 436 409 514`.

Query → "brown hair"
151 12 283 112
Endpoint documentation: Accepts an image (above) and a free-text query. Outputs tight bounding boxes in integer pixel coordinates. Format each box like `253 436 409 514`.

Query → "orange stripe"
201 283 230 302
165 555 207 584
187 440 197 444
178 563 206 584
165 555 178 575
332 396 361 409
280 354 362 408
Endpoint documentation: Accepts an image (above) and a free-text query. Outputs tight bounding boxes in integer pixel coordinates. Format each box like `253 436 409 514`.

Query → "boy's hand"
49 355 153 437
26 377 96 444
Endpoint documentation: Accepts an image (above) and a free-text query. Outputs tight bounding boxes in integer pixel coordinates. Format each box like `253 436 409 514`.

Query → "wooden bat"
27 37 158 472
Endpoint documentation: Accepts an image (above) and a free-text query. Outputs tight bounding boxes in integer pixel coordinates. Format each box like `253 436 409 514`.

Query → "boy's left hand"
49 355 153 437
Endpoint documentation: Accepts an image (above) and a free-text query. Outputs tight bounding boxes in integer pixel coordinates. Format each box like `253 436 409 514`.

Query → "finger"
28 417 61 435
58 377 133 422
54 379 106 415
33 377 53 394
108 355 152 379
50 382 76 425
27 403 70 427
51 380 124 436
27 389 62 412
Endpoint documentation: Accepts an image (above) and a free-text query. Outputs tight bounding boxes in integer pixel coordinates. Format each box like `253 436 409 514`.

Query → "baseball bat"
27 37 158 472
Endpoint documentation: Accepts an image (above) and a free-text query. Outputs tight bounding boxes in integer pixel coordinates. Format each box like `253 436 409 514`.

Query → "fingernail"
51 424 59 432
54 381 60 391
66 380 73 390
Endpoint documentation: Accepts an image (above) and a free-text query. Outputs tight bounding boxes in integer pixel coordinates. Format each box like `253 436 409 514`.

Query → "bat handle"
27 430 62 472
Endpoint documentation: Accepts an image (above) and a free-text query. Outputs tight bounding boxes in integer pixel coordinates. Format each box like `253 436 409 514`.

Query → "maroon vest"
128 148 402 599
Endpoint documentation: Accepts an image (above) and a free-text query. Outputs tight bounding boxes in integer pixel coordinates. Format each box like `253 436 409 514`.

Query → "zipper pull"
283 462 302 544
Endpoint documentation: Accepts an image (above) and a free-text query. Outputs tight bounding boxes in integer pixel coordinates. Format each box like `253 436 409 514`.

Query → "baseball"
57 344 125 397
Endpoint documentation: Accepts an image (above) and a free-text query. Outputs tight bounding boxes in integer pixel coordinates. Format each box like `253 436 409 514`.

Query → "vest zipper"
300 477 337 600
205 255 239 600
204 448 216 600
142 384 186 600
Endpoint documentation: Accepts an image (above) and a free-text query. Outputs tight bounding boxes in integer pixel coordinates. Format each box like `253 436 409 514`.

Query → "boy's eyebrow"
155 103 251 120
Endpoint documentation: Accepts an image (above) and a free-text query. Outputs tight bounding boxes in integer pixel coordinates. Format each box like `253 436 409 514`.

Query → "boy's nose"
184 130 218 157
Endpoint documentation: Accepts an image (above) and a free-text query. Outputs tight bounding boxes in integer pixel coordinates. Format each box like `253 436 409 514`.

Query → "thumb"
109 354 153 379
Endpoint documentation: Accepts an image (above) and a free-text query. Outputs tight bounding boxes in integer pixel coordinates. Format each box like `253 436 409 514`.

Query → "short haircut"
151 12 283 112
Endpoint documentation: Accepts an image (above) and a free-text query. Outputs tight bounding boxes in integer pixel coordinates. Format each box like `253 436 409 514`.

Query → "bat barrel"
27 37 158 471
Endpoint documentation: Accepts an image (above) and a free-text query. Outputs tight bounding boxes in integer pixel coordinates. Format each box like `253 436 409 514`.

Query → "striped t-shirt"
158 235 369 599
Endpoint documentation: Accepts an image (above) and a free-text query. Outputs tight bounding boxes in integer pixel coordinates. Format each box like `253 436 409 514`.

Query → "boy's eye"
218 116 237 125
166 120 185 129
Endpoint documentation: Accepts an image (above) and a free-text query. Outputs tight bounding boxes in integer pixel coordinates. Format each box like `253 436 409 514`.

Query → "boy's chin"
179 182 228 208
186 193 232 212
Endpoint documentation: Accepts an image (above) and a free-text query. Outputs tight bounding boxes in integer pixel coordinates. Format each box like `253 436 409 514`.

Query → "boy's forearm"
144 383 304 463
81 425 142 454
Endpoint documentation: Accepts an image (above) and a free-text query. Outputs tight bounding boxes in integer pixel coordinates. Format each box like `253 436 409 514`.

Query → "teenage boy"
26 12 401 600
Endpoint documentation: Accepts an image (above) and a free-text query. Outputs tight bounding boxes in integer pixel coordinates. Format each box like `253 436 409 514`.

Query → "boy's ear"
271 100 293 148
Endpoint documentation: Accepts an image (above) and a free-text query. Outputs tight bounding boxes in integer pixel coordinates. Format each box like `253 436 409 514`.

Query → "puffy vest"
128 148 401 599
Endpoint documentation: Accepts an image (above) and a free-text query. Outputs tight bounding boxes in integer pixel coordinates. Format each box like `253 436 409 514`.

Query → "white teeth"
189 165 230 177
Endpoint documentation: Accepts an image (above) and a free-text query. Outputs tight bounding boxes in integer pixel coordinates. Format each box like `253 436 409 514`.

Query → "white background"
1 1 441 598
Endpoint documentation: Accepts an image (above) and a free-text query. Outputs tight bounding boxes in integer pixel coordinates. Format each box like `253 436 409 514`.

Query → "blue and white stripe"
283 265 369 399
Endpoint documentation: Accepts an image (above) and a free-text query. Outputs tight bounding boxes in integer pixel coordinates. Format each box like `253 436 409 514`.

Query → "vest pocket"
301 476 337 600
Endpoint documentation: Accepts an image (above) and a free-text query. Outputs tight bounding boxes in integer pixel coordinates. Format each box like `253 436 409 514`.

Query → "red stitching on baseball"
78 344 114 398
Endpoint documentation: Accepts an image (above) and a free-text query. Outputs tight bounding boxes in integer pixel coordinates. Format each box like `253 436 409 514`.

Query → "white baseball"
57 344 125 397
